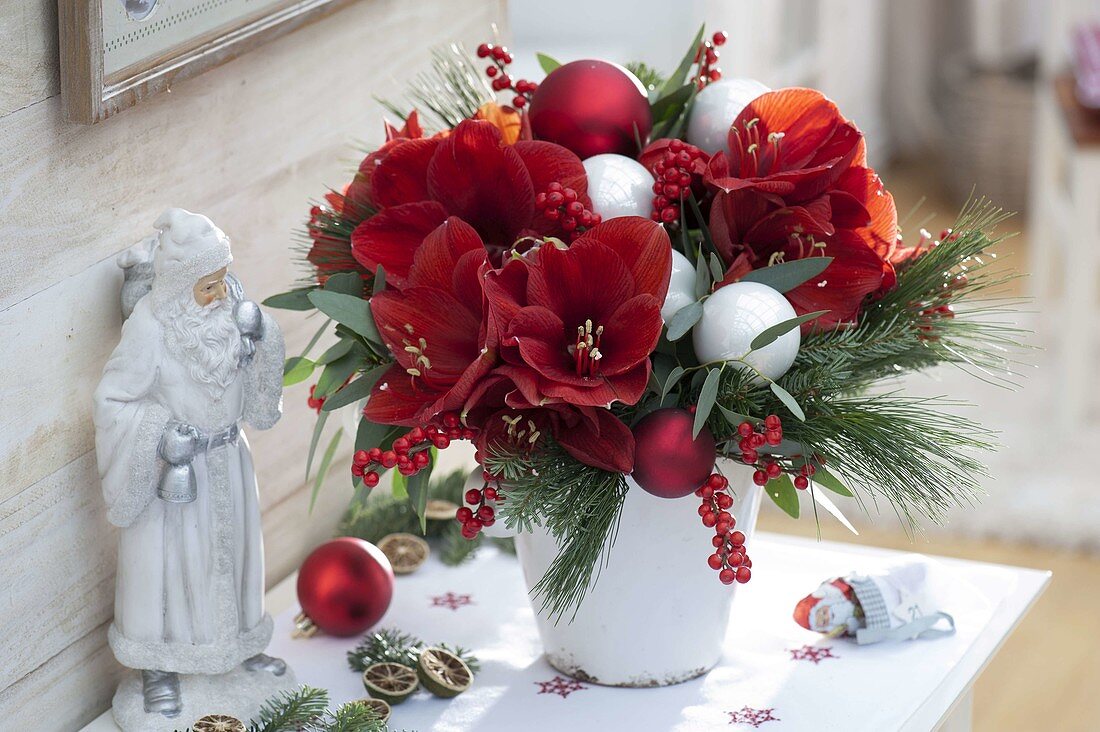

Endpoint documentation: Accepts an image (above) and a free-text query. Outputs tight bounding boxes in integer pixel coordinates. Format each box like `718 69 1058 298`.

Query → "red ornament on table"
528 59 652 159
293 537 394 637
630 407 717 498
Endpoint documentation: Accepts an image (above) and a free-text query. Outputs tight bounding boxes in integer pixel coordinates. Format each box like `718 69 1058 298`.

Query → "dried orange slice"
378 533 430 574
424 499 460 521
363 661 419 704
193 715 244 732
354 697 392 723
417 647 473 698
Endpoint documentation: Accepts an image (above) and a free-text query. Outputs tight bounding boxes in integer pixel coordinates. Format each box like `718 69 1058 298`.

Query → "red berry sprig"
307 384 325 414
691 31 728 89
536 182 601 241
350 411 476 488
695 472 752 585
734 414 821 491
650 139 708 227
477 42 539 108
456 476 501 539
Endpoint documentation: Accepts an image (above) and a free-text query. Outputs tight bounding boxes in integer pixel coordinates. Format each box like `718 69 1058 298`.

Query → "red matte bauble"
631 408 717 498
296 537 394 637
528 60 652 159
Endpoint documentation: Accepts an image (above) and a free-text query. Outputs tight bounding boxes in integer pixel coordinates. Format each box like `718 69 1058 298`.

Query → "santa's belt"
200 422 240 451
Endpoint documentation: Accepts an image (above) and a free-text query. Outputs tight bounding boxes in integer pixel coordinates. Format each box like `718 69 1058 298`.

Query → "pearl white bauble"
582 154 655 220
686 78 771 155
661 249 697 322
693 282 799 383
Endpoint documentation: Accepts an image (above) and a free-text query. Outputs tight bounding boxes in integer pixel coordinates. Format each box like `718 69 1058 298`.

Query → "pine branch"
248 686 329 732
439 522 483 565
347 627 480 675
347 627 423 672
486 441 629 620
626 61 666 92
384 43 494 132
316 701 387 732
340 468 471 542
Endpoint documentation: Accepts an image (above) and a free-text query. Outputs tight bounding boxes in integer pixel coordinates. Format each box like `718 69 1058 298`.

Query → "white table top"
83 532 1048 732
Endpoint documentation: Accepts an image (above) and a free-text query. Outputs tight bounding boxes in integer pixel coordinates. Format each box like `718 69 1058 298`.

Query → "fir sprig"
248 686 329 732
347 627 481 675
381 43 494 132
485 442 629 620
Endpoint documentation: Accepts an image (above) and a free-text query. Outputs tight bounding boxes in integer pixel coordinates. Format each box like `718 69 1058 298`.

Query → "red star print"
728 707 780 727
535 676 587 698
430 592 473 611
788 644 837 664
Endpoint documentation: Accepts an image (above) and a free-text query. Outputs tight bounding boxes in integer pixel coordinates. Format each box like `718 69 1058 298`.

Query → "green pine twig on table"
247 685 329 732
348 627 481 675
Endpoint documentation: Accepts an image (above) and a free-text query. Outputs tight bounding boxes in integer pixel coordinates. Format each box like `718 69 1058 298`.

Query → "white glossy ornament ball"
582 154 655 220
686 78 771 155
693 282 799 383
661 249 697 322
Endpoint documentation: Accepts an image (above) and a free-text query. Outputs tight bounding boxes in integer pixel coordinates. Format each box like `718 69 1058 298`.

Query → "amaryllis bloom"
483 217 671 409
473 400 636 473
350 119 590 287
705 87 898 328
363 217 496 426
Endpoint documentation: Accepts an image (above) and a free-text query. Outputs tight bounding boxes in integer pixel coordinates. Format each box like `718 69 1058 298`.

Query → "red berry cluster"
456 477 501 539
536 182 601 241
735 415 821 490
350 411 475 488
692 31 728 89
307 384 325 414
477 42 539 108
650 139 708 226
695 473 752 585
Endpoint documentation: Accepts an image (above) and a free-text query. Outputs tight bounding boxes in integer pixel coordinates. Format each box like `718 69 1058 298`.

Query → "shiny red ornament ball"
630 408 717 498
296 537 394 637
528 60 652 159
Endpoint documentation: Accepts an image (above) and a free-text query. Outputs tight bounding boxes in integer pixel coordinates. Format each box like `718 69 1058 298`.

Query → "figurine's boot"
141 670 182 718
243 653 287 676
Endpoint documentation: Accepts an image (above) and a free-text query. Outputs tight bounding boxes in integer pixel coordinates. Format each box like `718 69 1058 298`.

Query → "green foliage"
538 52 562 74
248 685 328 732
485 441 629 620
625 61 666 92
347 627 481 676
383 44 494 131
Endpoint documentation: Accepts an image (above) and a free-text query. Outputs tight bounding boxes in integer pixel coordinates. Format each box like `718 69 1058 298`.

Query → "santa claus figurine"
793 559 957 645
94 209 293 730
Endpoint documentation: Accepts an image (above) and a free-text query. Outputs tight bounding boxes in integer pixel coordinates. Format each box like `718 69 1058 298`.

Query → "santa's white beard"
161 295 242 397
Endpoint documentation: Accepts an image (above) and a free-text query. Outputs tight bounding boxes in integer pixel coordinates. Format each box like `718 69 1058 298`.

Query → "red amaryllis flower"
482 217 671 409
363 217 497 426
704 88 897 329
350 119 590 287
473 400 636 473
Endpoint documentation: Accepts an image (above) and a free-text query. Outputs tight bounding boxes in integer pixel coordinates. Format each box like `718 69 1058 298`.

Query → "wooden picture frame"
59 0 360 124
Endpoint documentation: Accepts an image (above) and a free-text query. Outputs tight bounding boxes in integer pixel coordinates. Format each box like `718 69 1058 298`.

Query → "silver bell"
158 463 197 503
233 300 263 340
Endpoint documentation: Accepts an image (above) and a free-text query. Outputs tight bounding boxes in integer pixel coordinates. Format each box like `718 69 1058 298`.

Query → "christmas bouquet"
269 28 1021 676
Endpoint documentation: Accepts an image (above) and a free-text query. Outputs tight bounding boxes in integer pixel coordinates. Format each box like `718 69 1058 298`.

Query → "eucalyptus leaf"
658 24 705 99
766 473 800 518
649 83 694 124
316 338 354 365
321 363 388 412
708 252 725 282
749 310 828 351
309 428 343 514
693 366 722 438
770 382 806 422
740 257 833 293
811 485 858 535
391 470 407 499
323 271 364 296
661 366 686 399
666 301 703 341
717 404 753 427
305 410 329 484
314 351 361 399
372 265 387 295
537 52 562 74
262 287 316 311
283 356 316 386
308 290 381 343
814 466 854 497
694 250 712 300
405 456 435 533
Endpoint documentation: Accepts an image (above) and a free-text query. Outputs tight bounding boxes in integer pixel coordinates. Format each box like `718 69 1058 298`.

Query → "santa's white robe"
93 297 284 674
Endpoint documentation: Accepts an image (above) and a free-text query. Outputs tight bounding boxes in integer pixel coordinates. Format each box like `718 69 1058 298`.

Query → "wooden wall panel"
0 0 58 118
0 0 504 727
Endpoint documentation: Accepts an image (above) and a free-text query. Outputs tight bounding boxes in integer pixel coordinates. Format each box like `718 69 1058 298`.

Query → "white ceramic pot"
513 461 763 687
